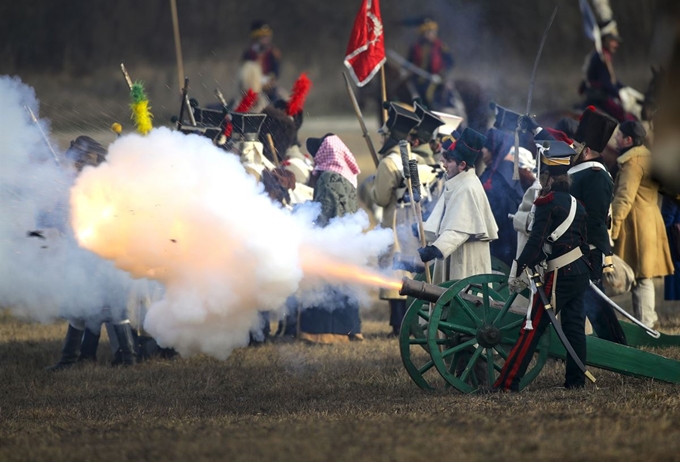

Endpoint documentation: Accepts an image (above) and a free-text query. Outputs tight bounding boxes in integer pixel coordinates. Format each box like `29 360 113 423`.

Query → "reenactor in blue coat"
496 142 592 391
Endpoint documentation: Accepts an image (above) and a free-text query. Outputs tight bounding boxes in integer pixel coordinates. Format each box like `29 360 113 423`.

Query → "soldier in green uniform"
496 141 592 391
533 108 626 344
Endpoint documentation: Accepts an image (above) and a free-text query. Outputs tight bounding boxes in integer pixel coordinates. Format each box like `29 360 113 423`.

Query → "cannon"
398 270 680 392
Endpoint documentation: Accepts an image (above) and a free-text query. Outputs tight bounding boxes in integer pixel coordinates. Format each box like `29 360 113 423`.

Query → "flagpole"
380 64 388 124
170 0 185 95
343 72 380 168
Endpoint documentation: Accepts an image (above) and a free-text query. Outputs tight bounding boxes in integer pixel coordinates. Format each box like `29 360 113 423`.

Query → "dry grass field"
1 306 680 462
2 122 679 461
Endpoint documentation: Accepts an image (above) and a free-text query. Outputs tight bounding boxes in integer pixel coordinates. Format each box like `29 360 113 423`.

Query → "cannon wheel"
427 274 550 393
399 280 458 390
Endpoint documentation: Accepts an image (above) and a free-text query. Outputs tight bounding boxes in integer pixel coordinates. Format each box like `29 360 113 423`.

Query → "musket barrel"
399 277 446 303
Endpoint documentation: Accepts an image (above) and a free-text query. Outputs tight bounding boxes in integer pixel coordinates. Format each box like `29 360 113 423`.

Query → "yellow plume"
131 100 153 135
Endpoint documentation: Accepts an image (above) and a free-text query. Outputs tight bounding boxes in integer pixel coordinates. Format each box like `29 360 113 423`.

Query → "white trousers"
632 278 657 327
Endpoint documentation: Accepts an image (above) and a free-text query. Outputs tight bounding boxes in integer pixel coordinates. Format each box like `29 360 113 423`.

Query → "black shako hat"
231 112 267 139
490 102 522 133
574 106 618 153
541 140 577 175
444 127 486 166
413 102 445 143
379 102 420 154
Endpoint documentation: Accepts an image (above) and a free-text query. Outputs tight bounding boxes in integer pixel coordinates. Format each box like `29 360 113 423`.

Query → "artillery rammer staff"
342 72 380 168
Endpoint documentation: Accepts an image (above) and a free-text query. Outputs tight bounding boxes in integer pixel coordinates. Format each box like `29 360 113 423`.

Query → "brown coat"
370 145 415 299
611 145 674 279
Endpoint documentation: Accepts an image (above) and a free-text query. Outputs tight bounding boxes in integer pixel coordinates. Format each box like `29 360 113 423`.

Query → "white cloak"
423 169 499 282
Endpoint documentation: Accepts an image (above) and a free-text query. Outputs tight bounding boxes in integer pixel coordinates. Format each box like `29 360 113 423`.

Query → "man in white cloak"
418 128 499 281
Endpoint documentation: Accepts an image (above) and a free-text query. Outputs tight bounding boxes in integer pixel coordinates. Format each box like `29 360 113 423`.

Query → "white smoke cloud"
70 127 394 359
0 75 135 326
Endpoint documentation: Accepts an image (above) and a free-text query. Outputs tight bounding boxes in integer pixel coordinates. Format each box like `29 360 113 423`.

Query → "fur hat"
574 106 618 153
259 106 296 162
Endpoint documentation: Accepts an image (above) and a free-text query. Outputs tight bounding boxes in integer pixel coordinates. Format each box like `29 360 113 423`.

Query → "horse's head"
642 65 665 121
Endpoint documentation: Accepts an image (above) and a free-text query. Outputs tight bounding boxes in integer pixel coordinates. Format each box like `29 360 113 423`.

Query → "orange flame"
300 251 402 290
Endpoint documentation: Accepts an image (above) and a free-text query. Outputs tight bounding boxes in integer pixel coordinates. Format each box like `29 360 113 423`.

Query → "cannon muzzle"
399 277 447 303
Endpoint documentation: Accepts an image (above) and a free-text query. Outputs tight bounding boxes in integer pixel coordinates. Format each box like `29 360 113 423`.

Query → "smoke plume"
0 75 135 326
70 127 394 359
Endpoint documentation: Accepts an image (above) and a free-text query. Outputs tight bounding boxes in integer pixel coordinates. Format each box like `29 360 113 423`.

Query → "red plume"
580 105 597 121
286 73 312 116
235 89 258 113
545 128 574 145
222 119 233 139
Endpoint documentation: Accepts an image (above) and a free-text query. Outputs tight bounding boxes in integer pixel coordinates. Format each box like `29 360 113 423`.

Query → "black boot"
78 326 101 363
113 324 137 366
46 324 84 371
389 300 407 336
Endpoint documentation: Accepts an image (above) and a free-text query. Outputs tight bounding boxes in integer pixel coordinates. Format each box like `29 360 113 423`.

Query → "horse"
356 59 492 133
537 66 664 130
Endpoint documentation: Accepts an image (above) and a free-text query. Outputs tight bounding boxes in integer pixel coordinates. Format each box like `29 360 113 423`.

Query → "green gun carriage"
398 264 680 392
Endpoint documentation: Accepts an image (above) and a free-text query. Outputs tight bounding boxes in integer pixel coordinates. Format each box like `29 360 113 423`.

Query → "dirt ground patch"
1 311 679 462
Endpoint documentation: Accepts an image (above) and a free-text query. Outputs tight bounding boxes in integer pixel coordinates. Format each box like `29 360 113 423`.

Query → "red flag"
344 0 386 87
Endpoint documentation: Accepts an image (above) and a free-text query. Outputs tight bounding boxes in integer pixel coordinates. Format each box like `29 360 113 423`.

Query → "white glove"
508 260 529 294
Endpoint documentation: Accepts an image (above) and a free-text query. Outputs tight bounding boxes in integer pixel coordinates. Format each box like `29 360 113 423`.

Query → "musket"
24 106 61 168
342 72 380 168
399 141 431 284
512 5 559 180
526 267 597 383
120 63 133 90
214 89 228 108
589 281 660 338
386 49 442 84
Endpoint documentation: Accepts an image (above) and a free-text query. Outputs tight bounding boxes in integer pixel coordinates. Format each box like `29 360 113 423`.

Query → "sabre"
589 281 661 338
24 106 61 168
526 268 597 383
513 5 560 180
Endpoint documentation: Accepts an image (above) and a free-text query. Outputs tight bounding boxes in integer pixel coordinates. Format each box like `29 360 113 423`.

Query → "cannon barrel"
399 277 446 303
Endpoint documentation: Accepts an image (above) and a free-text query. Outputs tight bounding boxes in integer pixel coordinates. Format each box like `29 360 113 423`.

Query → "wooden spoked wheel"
399 280 457 390
426 274 550 393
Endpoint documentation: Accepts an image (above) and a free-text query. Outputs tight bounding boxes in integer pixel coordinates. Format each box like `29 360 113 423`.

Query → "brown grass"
1 308 680 462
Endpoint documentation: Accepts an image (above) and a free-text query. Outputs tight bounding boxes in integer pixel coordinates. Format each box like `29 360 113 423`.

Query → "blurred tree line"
0 0 665 128
1 0 660 75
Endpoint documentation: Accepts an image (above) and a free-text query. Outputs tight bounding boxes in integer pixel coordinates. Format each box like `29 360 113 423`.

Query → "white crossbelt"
548 196 577 243
546 246 584 272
